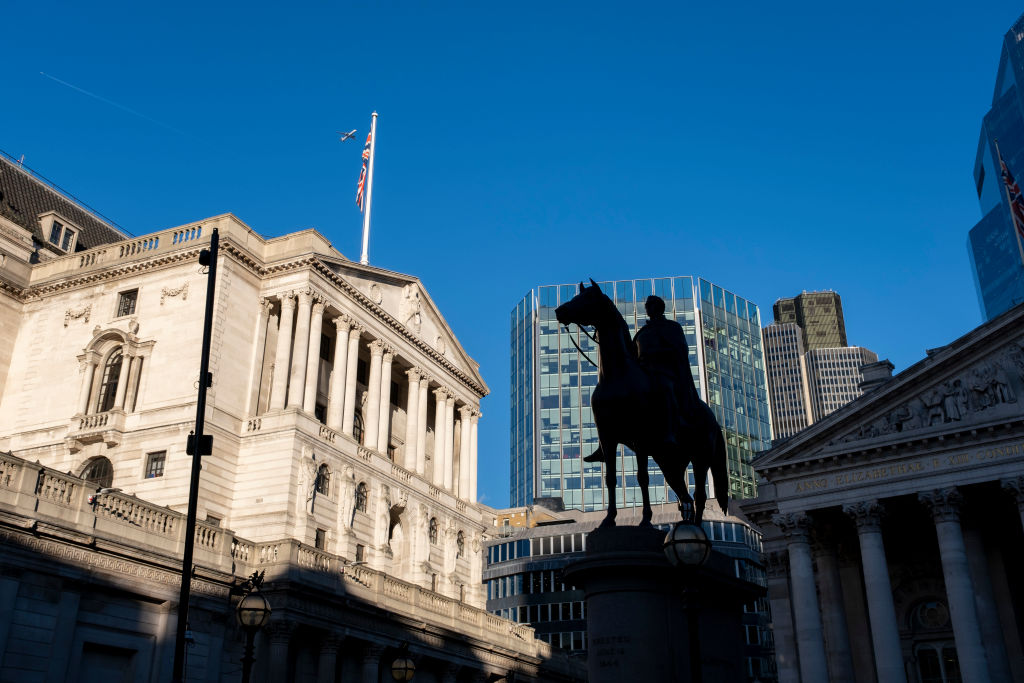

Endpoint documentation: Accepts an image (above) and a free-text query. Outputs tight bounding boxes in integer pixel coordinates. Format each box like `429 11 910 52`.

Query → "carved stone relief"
400 284 422 334
160 281 189 305
64 304 91 327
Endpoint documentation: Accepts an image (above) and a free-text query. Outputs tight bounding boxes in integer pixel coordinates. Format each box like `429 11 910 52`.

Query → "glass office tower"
968 12 1024 320
510 276 772 512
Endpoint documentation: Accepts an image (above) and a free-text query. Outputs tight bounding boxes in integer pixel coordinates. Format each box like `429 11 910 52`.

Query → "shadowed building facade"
511 277 772 512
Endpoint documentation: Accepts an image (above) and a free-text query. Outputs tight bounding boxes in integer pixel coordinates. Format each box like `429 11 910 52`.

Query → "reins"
565 324 599 367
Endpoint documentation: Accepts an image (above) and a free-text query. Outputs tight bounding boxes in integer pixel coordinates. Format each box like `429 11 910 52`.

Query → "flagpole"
995 138 1024 267
360 112 378 266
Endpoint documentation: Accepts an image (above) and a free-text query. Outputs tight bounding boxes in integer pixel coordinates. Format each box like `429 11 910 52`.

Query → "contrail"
40 72 188 136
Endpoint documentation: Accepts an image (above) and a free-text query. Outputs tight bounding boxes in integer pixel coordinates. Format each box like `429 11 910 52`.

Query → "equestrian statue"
555 280 728 527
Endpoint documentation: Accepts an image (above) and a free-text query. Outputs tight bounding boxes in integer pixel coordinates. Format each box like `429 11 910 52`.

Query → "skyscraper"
510 276 772 512
772 291 847 351
968 12 1024 320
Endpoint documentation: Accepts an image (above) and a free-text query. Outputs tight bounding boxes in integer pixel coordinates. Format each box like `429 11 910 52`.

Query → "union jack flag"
356 131 372 210
997 145 1024 245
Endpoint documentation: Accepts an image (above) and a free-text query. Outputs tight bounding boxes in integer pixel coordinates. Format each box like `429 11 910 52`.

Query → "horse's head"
555 279 609 328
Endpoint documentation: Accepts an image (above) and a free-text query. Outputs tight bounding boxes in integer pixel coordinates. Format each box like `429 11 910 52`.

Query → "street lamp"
390 643 415 681
664 521 711 683
236 572 272 683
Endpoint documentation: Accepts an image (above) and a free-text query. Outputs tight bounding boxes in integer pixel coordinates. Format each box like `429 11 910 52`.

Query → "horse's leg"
637 450 653 527
693 459 708 527
598 437 618 528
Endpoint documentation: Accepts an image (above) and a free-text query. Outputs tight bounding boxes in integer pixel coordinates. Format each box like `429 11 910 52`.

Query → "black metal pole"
687 588 703 683
241 630 256 683
172 227 219 682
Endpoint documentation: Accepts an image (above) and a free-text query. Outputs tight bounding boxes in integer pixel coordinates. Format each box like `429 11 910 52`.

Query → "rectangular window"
315 528 326 549
355 544 366 562
206 514 221 527
117 290 138 317
145 451 166 478
49 221 63 245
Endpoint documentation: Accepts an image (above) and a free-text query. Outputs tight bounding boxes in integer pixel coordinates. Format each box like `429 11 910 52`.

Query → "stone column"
963 525 1013 683
772 512 829 683
303 297 326 413
1003 476 1024 532
114 354 133 409
919 488 990 683
267 620 295 682
458 405 472 498
317 633 341 683
123 352 143 412
404 367 421 470
377 346 395 453
415 375 430 474
342 324 363 436
270 293 295 410
360 643 385 683
812 533 855 683
327 315 351 430
432 387 449 487
364 340 385 447
287 290 313 408
469 410 479 503
77 355 98 414
843 500 906 683
764 550 799 683
444 395 456 490
246 297 273 415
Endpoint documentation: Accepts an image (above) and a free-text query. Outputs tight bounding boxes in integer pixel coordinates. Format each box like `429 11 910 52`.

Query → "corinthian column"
1003 477 1024 532
270 293 295 410
376 346 395 453
287 290 313 408
246 297 273 415
364 340 385 448
326 315 351 430
114 354 133 409
432 387 449 487
342 324 363 436
302 297 326 413
458 405 472 497
469 410 479 503
443 395 455 490
404 368 421 470
919 488 990 683
77 353 99 414
416 375 430 474
772 512 829 683
812 533 854 683
844 500 906 683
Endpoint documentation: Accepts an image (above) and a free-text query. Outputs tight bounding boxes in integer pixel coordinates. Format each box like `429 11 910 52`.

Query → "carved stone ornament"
369 283 383 305
771 511 812 540
435 335 446 354
64 304 91 327
843 499 886 531
835 338 1024 445
400 283 423 334
160 281 189 305
918 487 963 523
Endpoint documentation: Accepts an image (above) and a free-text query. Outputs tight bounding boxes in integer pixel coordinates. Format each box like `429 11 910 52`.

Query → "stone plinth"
565 525 763 683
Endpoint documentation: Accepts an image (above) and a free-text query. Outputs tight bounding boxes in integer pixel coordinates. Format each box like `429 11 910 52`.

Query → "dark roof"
0 152 129 251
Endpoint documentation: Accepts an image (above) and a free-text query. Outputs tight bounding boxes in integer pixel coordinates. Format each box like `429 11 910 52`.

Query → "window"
355 482 368 513
355 544 366 562
357 358 368 385
46 218 77 252
315 528 326 549
81 457 114 489
206 514 221 527
456 531 465 558
97 348 124 412
145 451 166 478
116 290 138 317
315 464 330 495
353 413 364 443
429 517 438 545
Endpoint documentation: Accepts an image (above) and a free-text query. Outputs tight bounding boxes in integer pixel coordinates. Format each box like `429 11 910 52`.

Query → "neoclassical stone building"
742 303 1024 683
0 154 582 681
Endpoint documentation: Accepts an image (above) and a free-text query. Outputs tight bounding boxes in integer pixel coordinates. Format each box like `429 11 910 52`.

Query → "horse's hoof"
598 517 617 529
638 519 654 528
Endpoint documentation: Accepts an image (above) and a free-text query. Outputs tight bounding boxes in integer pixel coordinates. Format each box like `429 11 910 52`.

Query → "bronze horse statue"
555 279 729 527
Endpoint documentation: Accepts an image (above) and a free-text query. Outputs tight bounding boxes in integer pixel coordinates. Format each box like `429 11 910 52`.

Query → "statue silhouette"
556 280 728 527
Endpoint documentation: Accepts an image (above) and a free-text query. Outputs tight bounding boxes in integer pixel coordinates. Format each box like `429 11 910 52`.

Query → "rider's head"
645 295 666 319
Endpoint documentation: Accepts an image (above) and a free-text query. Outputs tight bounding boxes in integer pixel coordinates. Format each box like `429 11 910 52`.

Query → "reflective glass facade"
510 277 772 512
969 13 1024 320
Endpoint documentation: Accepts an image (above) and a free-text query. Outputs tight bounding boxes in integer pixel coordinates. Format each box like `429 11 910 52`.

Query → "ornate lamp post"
664 521 711 683
390 643 416 681
236 571 272 683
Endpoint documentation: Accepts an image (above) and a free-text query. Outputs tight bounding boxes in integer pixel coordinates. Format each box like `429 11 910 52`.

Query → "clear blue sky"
3 1 1020 507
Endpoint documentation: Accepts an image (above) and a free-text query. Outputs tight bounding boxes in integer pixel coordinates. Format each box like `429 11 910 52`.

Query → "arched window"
456 530 465 558
429 517 438 545
355 482 368 513
315 464 330 496
81 456 114 489
353 413 364 443
97 347 124 412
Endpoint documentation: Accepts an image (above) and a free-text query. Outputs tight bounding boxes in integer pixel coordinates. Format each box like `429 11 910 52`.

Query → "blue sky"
3 1 1020 507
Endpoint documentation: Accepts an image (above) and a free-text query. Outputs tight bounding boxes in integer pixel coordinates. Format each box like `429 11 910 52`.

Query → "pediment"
756 305 1024 469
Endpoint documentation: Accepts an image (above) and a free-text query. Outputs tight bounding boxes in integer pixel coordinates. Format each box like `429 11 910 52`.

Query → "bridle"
564 323 599 368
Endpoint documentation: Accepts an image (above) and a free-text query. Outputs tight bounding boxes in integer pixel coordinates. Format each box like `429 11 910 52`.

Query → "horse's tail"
710 426 729 514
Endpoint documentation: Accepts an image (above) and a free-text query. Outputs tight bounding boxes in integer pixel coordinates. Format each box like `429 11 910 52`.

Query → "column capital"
259 296 274 313
368 339 387 356
382 345 396 363
406 367 421 382
333 313 352 331
279 291 296 308
296 288 313 304
919 487 963 522
458 404 472 419
349 321 365 336
419 372 434 385
471 409 481 422
311 298 326 314
444 394 455 406
433 386 449 399
843 499 886 531
1002 476 1024 504
772 511 812 541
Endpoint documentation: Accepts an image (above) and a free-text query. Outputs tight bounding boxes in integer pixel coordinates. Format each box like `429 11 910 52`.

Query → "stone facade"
743 303 1024 683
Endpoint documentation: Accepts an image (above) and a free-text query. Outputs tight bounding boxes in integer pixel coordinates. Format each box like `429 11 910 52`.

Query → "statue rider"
585 294 694 462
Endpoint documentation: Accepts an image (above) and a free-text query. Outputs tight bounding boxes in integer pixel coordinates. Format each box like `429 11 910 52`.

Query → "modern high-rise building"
510 277 772 512
968 12 1024 320
763 292 878 440
772 291 847 351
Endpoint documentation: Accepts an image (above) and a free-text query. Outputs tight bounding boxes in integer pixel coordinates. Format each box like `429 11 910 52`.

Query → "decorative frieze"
64 303 91 326
159 281 189 304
